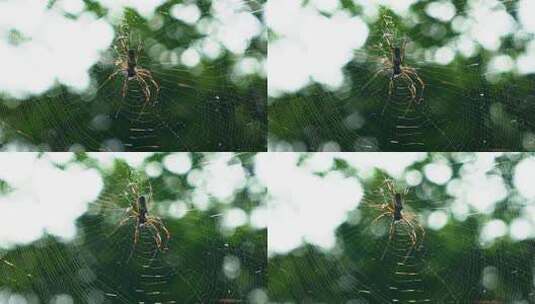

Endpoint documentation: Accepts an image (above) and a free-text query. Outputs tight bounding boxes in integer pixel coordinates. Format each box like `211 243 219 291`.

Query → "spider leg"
383 33 394 50
412 70 425 103
113 44 128 64
130 182 139 198
380 219 396 260
384 179 395 195
133 223 140 246
400 73 420 117
121 78 128 99
113 78 128 118
132 198 140 215
420 223 426 239
113 45 120 57
408 82 418 102
400 72 417 102
362 65 392 114
125 222 141 263
363 202 386 211
404 68 425 103
399 217 423 263
371 212 390 226
97 70 121 91
394 72 416 118
131 75 152 121
388 78 395 97
380 187 391 205
138 69 160 100
150 81 160 100
401 218 418 247
109 214 136 237
148 217 171 241
136 75 151 103
129 182 144 213
414 217 426 241
118 35 129 54
146 222 164 250
362 67 389 92
148 182 153 203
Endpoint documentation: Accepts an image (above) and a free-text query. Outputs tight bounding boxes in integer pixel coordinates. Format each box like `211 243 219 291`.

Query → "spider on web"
366 179 425 260
372 34 425 104
102 29 160 105
114 179 170 254
365 14 425 106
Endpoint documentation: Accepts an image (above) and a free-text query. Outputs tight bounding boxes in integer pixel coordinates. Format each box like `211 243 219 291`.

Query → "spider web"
268 0 535 152
0 0 266 152
0 152 267 303
268 152 535 303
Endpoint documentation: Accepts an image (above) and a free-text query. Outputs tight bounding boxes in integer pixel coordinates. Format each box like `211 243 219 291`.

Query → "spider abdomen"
127 49 137 78
393 193 403 221
393 47 402 76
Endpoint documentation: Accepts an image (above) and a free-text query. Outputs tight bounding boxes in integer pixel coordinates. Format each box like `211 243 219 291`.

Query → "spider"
115 181 170 252
370 34 425 104
104 33 160 104
367 179 425 259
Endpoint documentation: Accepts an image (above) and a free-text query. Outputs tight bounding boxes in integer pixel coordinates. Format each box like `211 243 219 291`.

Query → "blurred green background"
0 152 267 303
268 152 535 303
268 0 535 151
0 0 266 152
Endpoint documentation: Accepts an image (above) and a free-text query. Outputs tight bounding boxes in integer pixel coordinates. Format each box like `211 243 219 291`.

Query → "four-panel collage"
1 1 535 304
